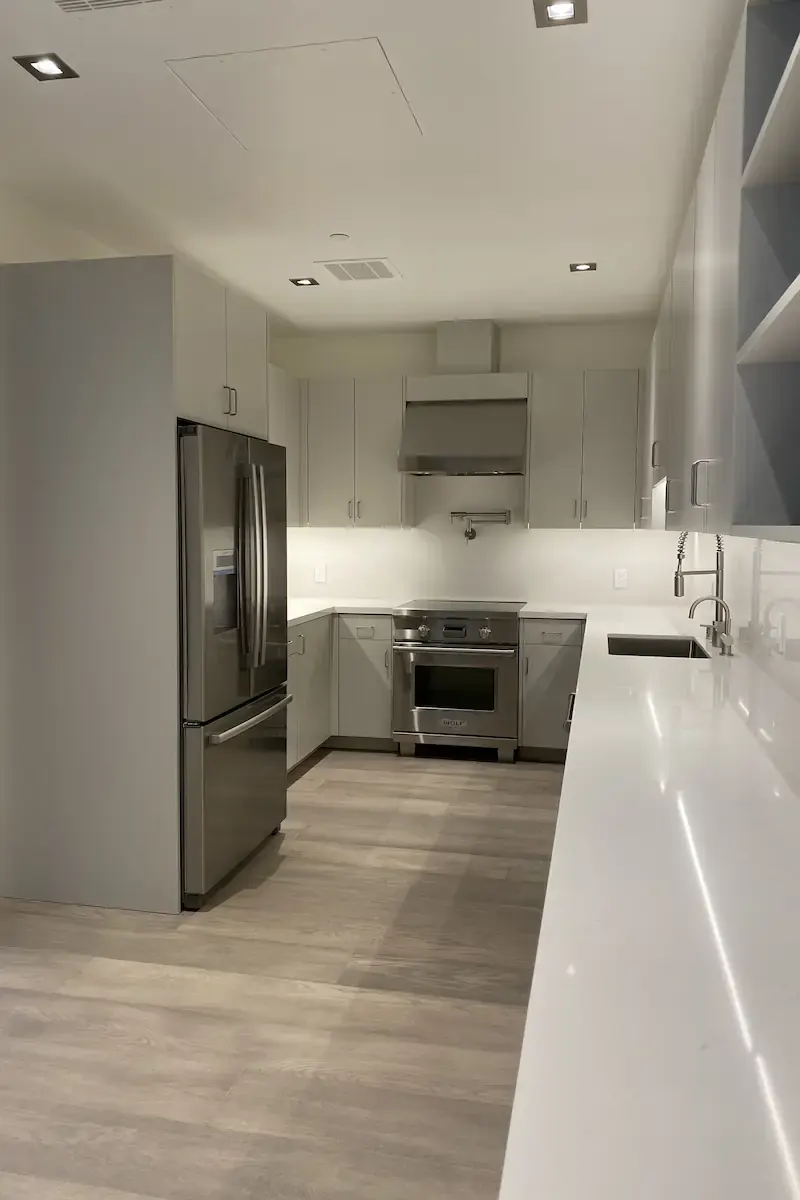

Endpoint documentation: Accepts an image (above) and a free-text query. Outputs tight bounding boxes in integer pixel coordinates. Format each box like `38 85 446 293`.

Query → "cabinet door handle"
385 648 390 673
582 500 588 520
563 691 577 731
572 499 578 520
298 633 305 655
651 440 660 469
223 385 232 415
691 460 711 509
348 500 353 520
357 500 362 519
524 655 529 677
230 386 238 417
665 479 678 514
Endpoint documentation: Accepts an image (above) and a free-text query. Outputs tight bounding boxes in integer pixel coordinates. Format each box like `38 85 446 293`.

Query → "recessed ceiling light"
290 277 320 287
570 262 597 272
533 0 587 27
13 53 79 81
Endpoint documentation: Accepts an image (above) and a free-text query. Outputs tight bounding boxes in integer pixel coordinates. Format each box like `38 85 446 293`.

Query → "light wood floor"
0 750 561 1200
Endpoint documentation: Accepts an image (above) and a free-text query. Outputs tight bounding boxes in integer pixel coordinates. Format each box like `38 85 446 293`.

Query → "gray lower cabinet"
287 616 332 769
338 617 393 740
520 621 583 755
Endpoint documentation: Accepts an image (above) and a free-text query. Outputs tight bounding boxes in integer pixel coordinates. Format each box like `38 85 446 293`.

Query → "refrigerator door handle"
259 463 270 667
251 463 265 668
208 694 293 745
237 465 262 668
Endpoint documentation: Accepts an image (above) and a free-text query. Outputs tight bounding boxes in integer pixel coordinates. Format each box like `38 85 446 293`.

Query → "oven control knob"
480 626 492 640
417 624 431 638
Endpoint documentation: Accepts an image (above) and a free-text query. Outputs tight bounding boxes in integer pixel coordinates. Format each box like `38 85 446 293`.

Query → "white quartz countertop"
287 598 592 627
500 604 800 1200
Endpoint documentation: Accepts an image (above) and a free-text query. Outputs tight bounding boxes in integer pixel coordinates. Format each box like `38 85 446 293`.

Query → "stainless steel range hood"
399 399 528 475
399 322 528 476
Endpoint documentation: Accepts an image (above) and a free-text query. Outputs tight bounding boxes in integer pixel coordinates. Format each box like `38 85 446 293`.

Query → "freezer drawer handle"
208 694 293 746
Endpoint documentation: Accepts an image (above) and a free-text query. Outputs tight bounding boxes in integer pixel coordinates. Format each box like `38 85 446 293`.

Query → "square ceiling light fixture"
13 53 79 80
570 262 597 272
290 277 320 287
533 0 588 28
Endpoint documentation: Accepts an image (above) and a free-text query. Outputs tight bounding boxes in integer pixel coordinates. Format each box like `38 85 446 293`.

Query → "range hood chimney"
399 322 528 476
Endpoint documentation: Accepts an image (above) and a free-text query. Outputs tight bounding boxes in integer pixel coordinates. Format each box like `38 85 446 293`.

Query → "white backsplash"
288 525 697 606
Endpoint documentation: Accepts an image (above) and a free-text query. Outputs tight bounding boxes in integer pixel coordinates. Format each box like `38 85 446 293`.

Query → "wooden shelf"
744 32 800 186
738 272 800 364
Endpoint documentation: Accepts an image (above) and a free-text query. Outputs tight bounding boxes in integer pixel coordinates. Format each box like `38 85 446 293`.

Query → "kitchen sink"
608 635 710 659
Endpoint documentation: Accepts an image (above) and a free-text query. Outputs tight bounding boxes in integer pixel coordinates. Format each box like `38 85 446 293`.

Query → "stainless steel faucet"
689 596 734 656
674 532 726 617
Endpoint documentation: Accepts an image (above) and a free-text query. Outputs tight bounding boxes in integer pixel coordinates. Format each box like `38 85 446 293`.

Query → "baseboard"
517 746 567 764
325 736 397 753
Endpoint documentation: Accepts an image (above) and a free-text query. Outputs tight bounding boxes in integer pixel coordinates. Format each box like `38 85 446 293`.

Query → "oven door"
392 644 518 741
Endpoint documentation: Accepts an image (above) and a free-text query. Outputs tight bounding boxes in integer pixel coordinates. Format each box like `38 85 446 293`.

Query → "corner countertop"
500 604 800 1200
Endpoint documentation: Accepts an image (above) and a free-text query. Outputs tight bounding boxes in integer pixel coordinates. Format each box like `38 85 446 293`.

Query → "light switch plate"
314 563 327 584
614 568 628 590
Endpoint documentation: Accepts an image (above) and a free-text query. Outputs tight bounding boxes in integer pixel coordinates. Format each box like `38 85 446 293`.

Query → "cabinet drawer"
339 615 392 642
523 619 584 647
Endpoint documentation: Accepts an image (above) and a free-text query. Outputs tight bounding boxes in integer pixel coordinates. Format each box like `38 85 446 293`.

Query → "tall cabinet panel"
581 371 639 529
652 278 673 486
528 372 585 529
685 132 717 534
355 377 404 527
306 379 356 527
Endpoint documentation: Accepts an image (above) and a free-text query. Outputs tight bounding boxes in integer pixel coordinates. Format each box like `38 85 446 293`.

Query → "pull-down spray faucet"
674 532 730 653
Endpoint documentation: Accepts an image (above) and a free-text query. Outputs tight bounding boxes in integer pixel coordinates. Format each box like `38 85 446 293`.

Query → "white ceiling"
0 0 744 330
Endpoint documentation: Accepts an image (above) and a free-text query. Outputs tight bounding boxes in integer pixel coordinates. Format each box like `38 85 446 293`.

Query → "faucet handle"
718 632 734 656
701 623 714 642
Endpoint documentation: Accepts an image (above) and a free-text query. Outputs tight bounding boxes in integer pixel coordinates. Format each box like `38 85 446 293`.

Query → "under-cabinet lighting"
13 53 79 81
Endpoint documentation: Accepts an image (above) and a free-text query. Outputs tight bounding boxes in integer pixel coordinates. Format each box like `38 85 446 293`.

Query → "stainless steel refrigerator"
179 422 288 909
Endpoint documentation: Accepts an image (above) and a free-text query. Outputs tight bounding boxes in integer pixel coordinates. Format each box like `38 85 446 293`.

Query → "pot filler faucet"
674 532 733 655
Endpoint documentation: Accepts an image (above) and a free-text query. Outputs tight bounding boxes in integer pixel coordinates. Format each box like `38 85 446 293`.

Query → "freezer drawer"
183 687 290 906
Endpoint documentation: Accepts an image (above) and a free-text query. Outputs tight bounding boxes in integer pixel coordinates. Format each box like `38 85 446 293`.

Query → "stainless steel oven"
392 601 524 761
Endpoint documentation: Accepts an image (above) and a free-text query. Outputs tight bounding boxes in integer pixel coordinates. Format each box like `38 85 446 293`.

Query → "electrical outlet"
614 568 628 590
314 563 327 584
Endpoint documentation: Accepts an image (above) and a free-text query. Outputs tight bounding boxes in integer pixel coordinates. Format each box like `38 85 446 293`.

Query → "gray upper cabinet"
305 376 404 528
666 193 696 531
581 370 639 529
527 369 639 529
173 259 268 436
306 379 356 527
268 364 302 526
528 371 584 529
174 260 228 427
355 377 404 527
225 289 268 439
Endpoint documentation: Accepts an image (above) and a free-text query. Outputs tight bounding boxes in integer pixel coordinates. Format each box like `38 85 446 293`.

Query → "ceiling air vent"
319 258 400 282
54 0 163 12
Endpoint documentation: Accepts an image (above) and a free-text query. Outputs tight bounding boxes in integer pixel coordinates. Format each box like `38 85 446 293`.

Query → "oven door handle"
393 644 517 656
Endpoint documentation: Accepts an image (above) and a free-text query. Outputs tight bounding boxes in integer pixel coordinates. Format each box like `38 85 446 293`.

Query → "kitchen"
3 0 800 1198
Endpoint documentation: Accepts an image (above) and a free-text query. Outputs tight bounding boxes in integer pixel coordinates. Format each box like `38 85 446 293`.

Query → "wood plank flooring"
0 750 561 1199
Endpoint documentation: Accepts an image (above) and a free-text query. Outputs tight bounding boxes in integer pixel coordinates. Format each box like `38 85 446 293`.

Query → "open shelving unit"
733 0 800 531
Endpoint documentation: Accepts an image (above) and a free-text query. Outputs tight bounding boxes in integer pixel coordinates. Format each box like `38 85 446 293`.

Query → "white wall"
272 319 652 378
0 184 114 263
